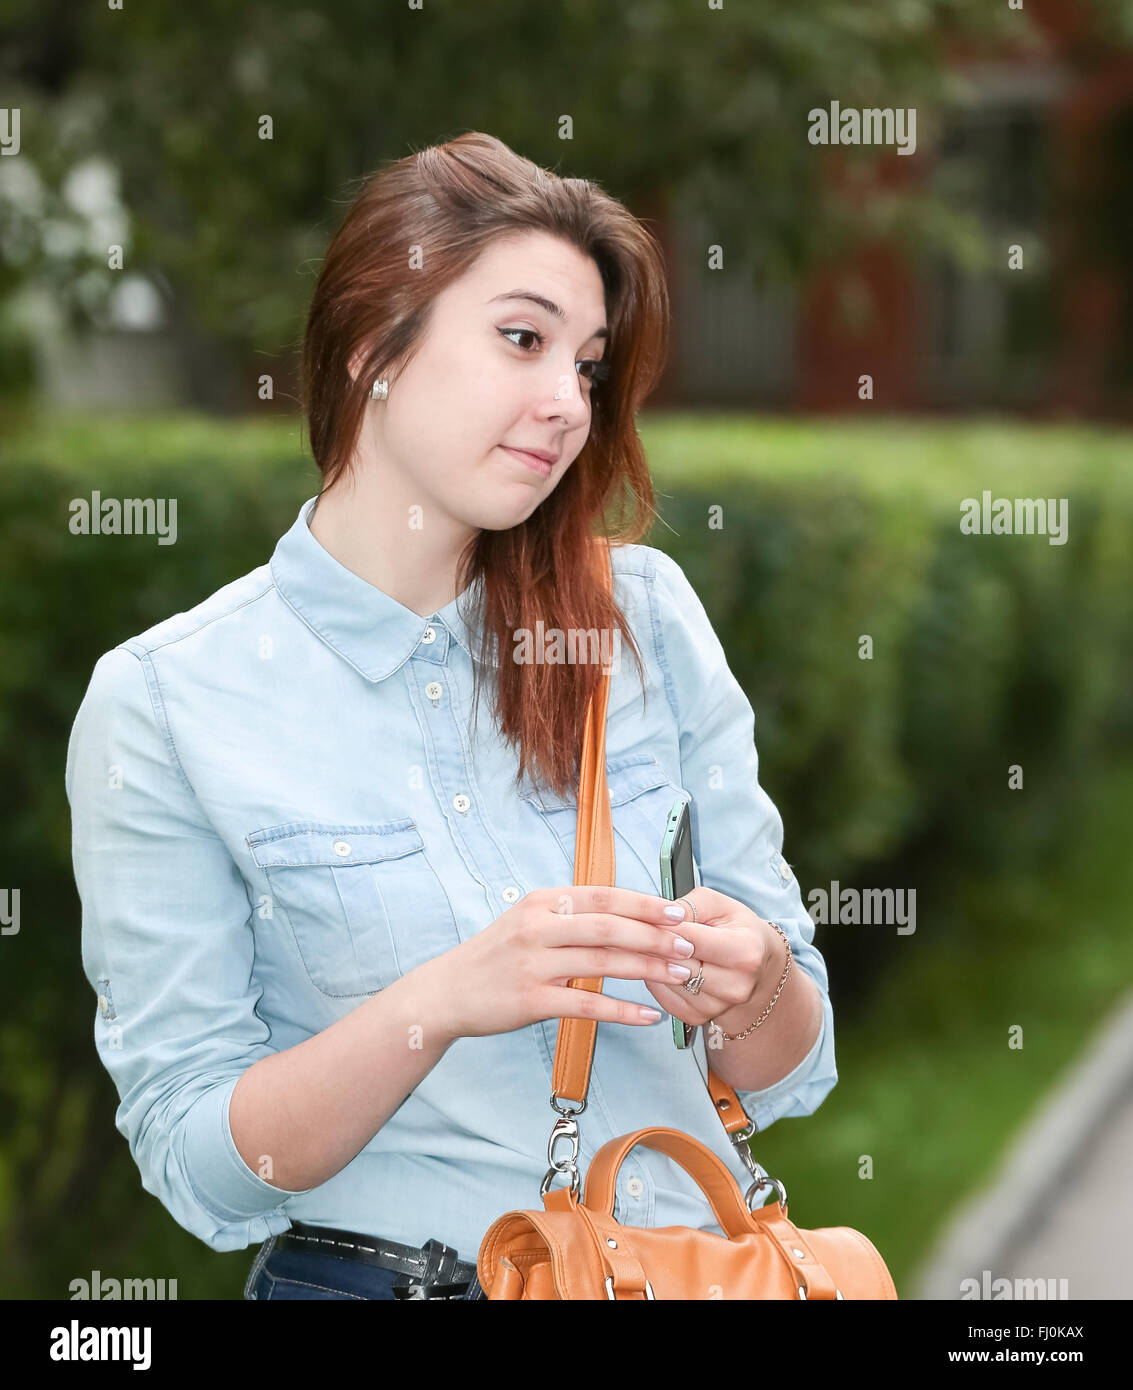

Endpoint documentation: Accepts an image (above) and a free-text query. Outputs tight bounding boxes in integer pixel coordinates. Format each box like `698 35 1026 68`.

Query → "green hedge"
645 415 1133 874
1 410 1131 1296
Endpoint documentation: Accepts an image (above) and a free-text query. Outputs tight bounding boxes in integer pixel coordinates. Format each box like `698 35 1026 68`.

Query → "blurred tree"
3 0 1105 405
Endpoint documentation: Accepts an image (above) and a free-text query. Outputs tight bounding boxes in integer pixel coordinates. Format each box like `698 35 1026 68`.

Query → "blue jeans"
243 1233 486 1300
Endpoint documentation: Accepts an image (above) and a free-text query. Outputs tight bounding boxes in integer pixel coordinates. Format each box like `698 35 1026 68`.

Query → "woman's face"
361 229 609 534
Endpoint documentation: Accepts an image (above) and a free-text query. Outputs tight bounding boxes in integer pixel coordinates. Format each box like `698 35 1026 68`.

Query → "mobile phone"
659 795 697 1050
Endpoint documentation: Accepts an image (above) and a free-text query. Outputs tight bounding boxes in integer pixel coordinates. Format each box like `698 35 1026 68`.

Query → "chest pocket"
246 821 459 998
519 753 692 895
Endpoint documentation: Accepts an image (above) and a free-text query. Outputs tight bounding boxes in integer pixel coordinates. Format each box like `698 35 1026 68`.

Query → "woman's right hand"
426 886 699 1040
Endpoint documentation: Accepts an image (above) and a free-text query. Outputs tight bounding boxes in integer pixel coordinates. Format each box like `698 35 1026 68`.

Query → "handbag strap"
549 538 753 1140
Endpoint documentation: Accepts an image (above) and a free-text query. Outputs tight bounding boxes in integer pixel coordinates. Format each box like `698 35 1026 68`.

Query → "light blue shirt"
65 495 837 1258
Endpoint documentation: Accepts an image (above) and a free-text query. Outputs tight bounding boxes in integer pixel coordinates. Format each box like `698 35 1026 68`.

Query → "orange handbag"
475 539 897 1300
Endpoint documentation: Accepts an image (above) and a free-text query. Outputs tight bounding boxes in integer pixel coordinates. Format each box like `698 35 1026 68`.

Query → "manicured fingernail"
664 904 686 921
673 937 695 956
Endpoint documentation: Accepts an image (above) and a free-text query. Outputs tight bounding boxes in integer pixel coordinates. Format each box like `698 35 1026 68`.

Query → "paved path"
993 1083 1133 1299
910 991 1133 1300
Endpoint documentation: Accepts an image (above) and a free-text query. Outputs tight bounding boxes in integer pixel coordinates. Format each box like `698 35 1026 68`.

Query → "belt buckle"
390 1237 471 1300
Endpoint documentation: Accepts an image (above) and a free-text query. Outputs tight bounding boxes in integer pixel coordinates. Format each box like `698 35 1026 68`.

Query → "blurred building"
663 0 1131 418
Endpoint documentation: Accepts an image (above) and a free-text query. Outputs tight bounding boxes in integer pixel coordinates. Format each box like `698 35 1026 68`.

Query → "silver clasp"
539 1093 585 1198
547 1113 579 1171
730 1120 789 1214
745 1173 788 1213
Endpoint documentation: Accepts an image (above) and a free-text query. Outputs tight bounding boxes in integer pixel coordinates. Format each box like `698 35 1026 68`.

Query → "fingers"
548 945 696 987
532 885 759 976
543 985 665 1027
543 910 695 963
541 884 684 928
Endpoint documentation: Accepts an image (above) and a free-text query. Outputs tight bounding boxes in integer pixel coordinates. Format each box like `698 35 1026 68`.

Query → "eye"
498 326 543 353
498 327 610 390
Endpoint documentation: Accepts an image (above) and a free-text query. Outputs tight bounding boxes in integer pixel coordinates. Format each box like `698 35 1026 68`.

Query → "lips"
508 446 558 464
499 445 555 477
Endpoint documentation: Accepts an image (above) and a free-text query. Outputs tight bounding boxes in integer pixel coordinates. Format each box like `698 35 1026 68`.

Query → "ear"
348 344 403 391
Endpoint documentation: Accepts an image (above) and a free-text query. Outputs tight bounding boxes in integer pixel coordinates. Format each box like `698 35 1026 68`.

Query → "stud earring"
371 378 389 401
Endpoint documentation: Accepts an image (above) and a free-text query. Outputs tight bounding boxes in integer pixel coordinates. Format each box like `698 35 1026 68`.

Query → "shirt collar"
270 496 488 682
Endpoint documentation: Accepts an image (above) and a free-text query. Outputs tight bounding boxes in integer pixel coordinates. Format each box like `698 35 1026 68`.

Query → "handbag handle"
584 1127 760 1237
549 538 752 1140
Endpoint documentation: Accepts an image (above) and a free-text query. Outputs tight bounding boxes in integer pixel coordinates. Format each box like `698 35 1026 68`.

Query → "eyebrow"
488 289 608 342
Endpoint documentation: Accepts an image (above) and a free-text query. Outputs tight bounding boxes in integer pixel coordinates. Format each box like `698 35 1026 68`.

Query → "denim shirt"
64 495 837 1258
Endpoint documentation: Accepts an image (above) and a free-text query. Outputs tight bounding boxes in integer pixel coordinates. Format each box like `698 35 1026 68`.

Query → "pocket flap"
520 753 677 812
246 821 424 869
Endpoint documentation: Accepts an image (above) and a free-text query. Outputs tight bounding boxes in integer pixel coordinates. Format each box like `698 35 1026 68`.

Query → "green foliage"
645 414 1133 871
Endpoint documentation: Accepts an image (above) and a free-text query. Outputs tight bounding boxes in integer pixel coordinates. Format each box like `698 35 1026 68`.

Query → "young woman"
65 132 836 1301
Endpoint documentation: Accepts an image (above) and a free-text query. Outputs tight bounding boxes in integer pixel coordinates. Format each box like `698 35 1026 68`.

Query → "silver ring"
677 899 702 991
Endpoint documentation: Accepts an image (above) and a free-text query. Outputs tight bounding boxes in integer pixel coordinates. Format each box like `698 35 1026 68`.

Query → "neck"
308 465 478 620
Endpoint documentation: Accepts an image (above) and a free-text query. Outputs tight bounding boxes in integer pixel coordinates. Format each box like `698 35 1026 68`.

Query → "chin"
466 485 553 530
472 501 545 531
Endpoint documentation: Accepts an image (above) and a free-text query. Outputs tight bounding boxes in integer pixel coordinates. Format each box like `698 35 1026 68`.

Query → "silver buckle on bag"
605 1275 655 1299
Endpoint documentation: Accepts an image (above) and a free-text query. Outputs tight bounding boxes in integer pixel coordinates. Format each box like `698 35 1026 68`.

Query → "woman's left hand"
643 887 783 1030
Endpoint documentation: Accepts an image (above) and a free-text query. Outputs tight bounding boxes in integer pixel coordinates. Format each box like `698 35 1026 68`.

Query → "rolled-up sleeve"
65 645 316 1251
648 547 838 1132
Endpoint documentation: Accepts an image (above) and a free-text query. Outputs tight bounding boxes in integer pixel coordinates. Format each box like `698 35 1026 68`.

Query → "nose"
542 368 591 429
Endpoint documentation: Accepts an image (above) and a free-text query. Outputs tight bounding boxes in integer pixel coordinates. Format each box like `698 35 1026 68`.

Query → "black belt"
277 1221 477 1299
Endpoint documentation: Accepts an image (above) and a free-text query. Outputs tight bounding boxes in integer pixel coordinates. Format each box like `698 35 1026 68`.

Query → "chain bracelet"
711 921 793 1042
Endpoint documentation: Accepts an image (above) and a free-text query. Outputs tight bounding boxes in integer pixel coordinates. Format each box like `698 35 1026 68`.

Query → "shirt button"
421 625 437 644
501 886 520 903
425 681 443 700
453 794 471 813
626 1177 644 1199
333 841 351 857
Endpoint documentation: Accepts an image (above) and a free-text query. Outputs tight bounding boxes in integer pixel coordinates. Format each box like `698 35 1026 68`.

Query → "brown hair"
300 131 670 802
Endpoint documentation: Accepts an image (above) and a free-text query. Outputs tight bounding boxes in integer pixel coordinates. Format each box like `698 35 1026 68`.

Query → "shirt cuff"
181 1076 319 1222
